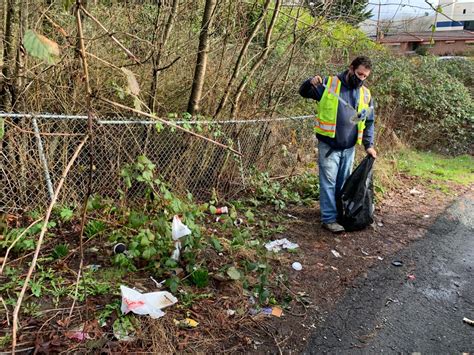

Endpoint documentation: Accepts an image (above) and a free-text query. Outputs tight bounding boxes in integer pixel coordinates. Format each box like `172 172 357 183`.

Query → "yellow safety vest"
314 76 371 145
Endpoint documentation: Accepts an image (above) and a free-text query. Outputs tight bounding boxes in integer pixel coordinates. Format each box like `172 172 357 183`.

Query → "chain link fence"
1 113 316 213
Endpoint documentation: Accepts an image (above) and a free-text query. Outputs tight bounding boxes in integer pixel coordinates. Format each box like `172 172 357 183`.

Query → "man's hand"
310 75 323 87
366 147 377 158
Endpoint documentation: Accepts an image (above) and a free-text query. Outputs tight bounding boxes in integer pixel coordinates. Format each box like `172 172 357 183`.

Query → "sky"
367 0 438 20
366 0 474 19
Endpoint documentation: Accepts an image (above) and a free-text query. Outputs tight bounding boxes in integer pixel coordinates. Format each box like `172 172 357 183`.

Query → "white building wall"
437 0 474 31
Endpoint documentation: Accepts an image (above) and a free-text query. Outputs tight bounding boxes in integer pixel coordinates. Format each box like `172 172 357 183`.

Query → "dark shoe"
322 222 345 233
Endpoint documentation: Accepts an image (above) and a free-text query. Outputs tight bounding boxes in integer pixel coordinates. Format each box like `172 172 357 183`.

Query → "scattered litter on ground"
234 218 243 226
463 317 474 326
215 206 228 214
252 306 283 317
377 222 383 227
385 298 400 306
150 276 164 289
410 188 422 195
171 215 192 261
331 250 342 258
292 262 302 271
361 249 369 256
226 309 236 316
174 318 199 328
287 214 297 219
271 306 283 317
264 238 299 252
330 266 338 271
392 260 403 267
113 243 126 254
407 274 416 280
86 264 101 272
377 256 384 261
65 326 91 342
120 285 178 319
423 214 430 218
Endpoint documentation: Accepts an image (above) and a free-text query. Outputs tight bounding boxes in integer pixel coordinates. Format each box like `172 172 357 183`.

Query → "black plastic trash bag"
337 155 375 231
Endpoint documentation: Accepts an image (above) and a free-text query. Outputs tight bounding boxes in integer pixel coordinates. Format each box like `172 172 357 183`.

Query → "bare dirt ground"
245 174 473 353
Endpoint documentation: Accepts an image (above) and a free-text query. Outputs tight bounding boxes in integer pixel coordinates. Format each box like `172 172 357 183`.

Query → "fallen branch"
11 135 89 353
1 297 10 326
98 96 242 156
0 218 42 275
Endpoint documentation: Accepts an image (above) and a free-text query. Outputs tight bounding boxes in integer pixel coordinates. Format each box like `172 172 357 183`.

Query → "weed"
51 244 69 260
178 290 213 308
112 315 137 341
23 302 41 317
0 335 12 348
191 268 209 288
57 206 74 222
98 300 121 327
85 220 107 238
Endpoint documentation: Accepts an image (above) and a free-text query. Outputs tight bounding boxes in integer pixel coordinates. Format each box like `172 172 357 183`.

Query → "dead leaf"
121 67 140 96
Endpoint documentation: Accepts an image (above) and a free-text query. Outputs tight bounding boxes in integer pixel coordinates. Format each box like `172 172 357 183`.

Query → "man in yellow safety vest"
299 56 377 233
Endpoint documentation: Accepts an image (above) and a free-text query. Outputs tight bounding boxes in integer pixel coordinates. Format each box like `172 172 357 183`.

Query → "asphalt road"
306 192 474 354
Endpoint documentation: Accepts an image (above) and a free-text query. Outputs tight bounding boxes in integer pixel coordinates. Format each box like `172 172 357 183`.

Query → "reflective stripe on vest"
315 76 371 145
356 86 371 144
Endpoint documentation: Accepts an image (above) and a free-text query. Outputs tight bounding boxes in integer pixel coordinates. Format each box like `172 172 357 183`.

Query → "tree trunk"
187 0 217 116
12 0 27 111
148 0 179 113
231 0 281 118
0 0 20 111
214 0 272 119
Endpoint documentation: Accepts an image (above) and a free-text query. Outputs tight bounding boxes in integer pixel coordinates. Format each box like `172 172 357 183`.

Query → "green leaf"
155 122 164 133
0 118 4 140
227 266 241 280
165 276 180 293
142 247 156 260
210 237 223 252
165 258 178 268
30 280 42 297
23 30 60 64
209 206 217 214
59 207 73 222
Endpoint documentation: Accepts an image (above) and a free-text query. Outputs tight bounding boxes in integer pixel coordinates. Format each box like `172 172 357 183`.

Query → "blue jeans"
318 140 355 224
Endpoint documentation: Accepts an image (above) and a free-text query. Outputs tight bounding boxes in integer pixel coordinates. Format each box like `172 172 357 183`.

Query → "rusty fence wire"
1 113 316 213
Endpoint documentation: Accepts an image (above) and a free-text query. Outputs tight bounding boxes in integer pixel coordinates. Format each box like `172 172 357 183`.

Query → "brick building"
378 30 474 55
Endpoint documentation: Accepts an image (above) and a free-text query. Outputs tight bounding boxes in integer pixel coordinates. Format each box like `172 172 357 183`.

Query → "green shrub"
371 55 474 154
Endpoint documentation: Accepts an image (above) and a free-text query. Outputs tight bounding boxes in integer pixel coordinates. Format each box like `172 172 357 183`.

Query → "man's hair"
350 56 372 70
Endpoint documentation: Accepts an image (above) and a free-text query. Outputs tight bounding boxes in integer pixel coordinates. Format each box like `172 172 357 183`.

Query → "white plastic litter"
120 285 178 319
171 215 192 261
331 249 342 258
265 238 299 252
292 262 302 271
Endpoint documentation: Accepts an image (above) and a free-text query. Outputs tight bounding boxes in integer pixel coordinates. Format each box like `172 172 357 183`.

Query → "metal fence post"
32 117 54 202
